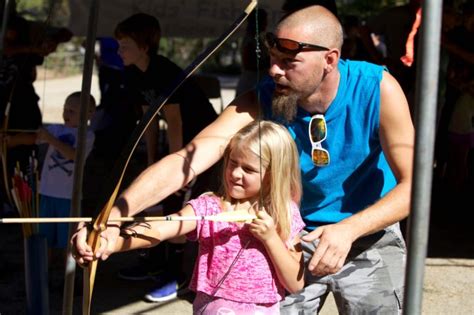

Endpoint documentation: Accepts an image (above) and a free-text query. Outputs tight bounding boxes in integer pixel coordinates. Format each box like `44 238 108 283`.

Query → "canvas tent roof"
68 0 284 38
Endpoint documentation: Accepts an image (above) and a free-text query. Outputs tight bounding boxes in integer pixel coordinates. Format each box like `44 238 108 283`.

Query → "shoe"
144 274 190 303
117 264 162 281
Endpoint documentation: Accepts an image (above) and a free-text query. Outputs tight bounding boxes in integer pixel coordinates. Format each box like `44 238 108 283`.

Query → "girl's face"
225 147 267 203
117 36 148 66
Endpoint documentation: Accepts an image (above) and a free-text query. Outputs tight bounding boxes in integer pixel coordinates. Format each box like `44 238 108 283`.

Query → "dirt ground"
1 203 473 315
0 74 472 314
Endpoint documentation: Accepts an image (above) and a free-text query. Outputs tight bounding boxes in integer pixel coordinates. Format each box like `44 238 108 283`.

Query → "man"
73 5 413 314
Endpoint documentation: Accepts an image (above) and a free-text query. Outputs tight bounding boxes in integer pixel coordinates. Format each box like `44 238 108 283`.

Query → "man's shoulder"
341 59 383 70
340 59 385 80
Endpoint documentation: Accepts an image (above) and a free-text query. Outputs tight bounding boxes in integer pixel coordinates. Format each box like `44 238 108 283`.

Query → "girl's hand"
248 209 278 243
70 222 121 266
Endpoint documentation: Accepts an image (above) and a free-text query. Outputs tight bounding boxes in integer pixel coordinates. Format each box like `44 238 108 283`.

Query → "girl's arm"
114 204 197 253
249 211 304 293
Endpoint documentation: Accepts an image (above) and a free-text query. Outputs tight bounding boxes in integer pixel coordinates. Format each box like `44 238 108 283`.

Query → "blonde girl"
81 121 305 314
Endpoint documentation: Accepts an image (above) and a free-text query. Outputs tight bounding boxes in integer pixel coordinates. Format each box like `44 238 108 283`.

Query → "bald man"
72 5 413 314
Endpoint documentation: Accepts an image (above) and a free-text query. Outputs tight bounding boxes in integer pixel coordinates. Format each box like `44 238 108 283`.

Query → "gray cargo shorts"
281 224 406 315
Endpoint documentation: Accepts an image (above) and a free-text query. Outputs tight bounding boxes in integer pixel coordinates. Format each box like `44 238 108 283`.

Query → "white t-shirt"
39 124 95 199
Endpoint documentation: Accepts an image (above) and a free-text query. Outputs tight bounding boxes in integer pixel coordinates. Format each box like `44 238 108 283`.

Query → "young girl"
114 121 305 314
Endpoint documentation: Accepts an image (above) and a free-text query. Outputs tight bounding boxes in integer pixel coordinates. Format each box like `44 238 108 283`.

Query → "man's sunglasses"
309 114 330 167
265 32 329 54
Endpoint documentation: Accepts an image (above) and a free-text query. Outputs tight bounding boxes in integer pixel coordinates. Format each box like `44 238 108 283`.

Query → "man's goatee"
272 93 298 122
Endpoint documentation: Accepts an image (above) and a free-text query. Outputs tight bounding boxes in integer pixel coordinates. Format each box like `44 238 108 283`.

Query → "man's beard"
272 93 298 123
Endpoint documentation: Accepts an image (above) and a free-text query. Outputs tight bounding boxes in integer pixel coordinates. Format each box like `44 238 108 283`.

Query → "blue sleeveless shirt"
258 60 396 230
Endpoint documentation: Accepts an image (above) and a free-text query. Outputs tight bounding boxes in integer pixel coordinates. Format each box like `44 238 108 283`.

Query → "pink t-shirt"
186 194 305 304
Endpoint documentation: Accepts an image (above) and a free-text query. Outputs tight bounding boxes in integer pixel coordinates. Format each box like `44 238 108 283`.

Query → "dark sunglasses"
308 114 330 167
265 32 329 54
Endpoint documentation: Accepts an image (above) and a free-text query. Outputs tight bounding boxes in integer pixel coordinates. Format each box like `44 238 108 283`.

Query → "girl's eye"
243 166 257 173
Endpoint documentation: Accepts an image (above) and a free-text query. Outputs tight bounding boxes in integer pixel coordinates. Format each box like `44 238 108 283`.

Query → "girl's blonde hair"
222 120 302 241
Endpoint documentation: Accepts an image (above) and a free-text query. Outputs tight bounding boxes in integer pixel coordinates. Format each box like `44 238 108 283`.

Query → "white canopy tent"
68 0 285 38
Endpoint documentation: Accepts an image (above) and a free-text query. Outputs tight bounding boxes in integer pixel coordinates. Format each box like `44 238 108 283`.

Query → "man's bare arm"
339 71 414 238
73 91 258 262
304 71 414 275
109 91 258 220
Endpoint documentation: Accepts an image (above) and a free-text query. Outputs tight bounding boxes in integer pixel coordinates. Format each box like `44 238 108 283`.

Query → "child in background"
75 121 305 314
4 92 95 265
113 13 220 301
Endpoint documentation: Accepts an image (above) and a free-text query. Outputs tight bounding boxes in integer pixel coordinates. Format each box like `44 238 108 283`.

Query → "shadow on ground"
0 176 472 314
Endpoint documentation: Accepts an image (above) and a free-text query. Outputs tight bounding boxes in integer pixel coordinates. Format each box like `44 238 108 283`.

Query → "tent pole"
62 0 101 314
403 1 443 314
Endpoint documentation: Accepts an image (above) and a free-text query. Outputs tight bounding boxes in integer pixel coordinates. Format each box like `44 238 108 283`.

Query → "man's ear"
325 48 340 73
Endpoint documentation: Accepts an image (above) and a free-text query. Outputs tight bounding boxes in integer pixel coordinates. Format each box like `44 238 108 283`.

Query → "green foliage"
16 0 69 26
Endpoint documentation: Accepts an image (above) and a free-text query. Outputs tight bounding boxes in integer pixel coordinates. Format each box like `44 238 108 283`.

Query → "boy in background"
113 13 220 303
3 92 95 267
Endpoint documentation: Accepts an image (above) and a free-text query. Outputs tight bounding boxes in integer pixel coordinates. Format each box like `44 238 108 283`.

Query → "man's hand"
302 223 356 276
248 209 278 243
70 223 121 266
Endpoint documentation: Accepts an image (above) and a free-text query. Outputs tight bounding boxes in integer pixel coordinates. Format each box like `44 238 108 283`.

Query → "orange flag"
400 7 422 67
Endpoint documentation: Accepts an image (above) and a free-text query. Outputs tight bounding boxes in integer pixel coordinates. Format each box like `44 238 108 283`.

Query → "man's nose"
268 58 284 78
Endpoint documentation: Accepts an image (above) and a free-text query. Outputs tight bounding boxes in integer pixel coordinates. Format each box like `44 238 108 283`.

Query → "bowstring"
255 7 264 212
199 5 261 313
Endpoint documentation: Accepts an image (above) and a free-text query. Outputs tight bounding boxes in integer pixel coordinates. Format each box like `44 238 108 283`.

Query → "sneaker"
117 264 162 281
144 275 190 303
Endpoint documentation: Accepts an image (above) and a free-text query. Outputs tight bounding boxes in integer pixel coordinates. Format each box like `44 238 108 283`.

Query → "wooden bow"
82 1 257 314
